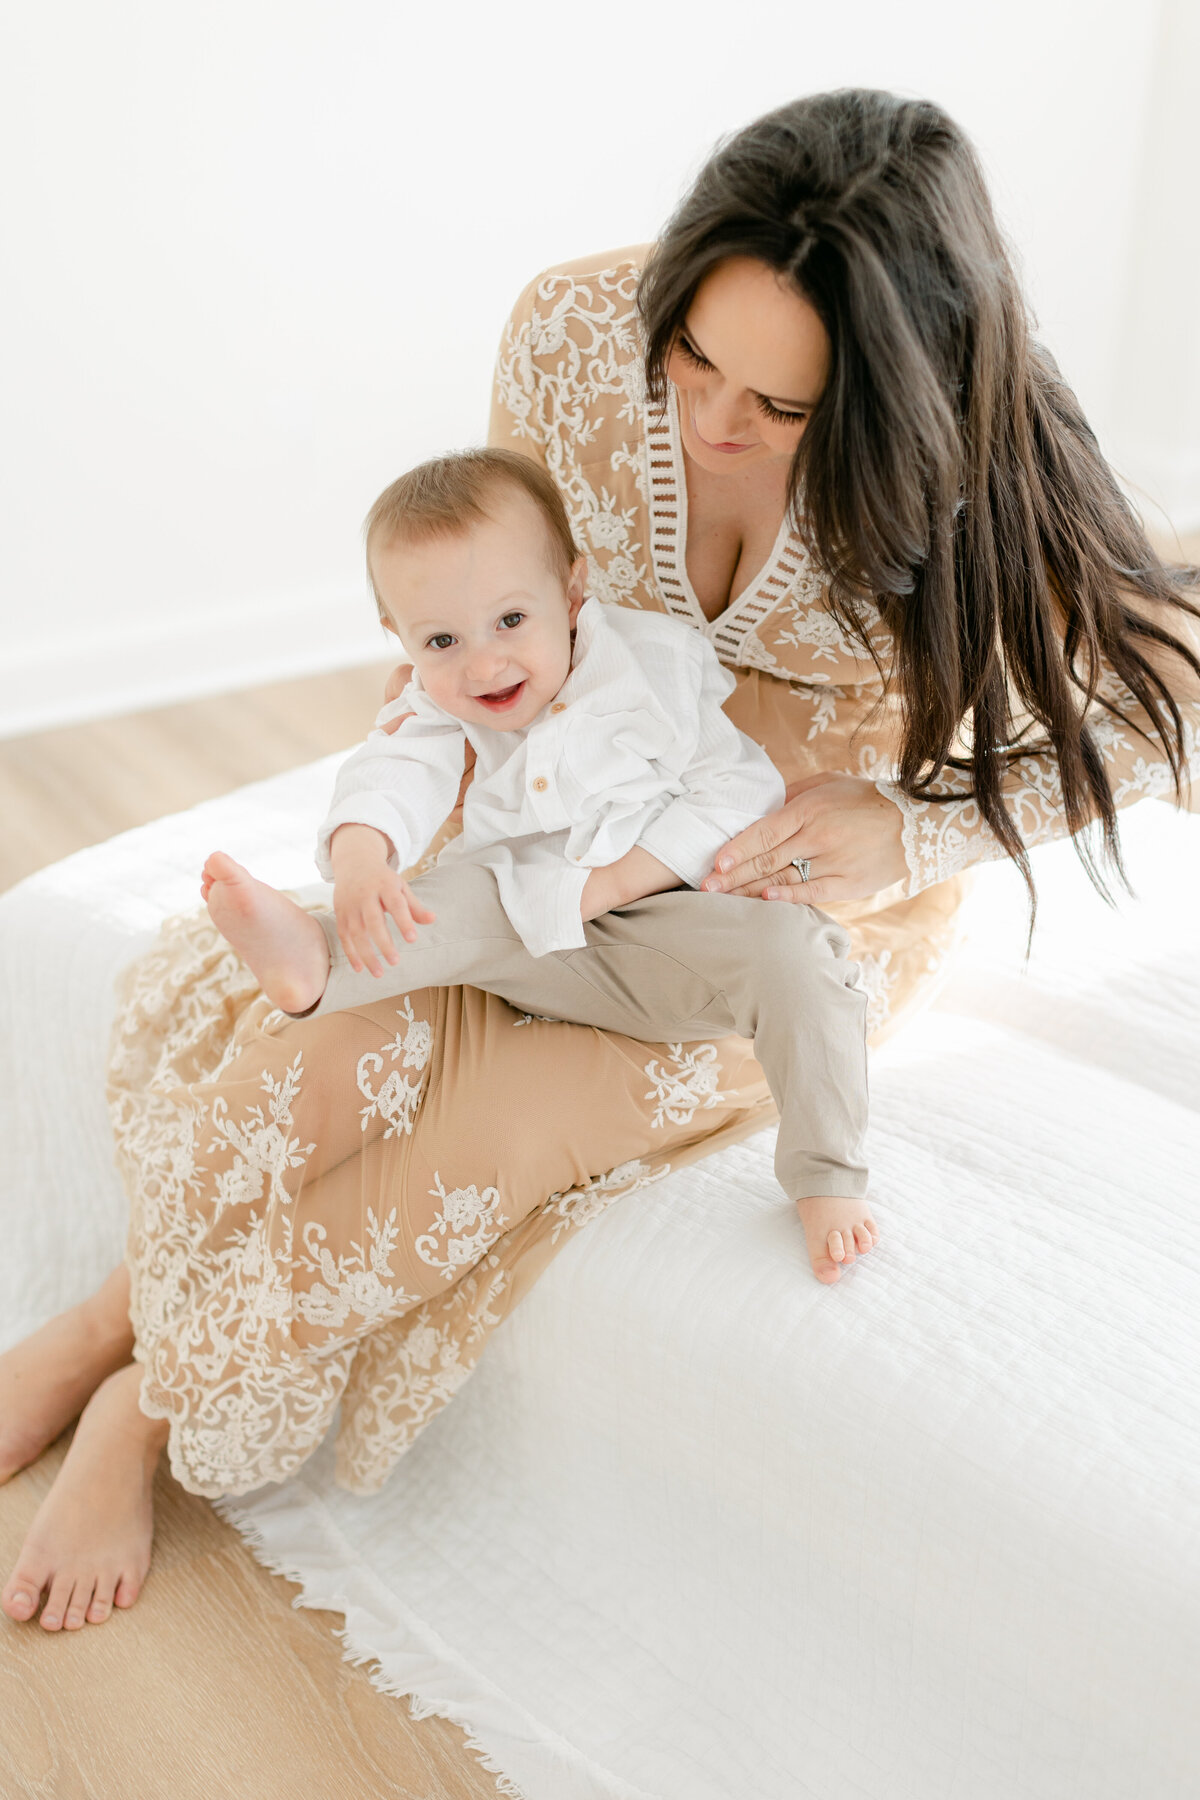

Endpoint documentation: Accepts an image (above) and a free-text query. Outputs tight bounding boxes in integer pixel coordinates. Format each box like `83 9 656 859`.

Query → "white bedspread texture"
1 759 1197 1800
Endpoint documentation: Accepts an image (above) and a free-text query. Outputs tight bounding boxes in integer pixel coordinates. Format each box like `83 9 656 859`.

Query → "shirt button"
551 702 567 714
531 776 548 793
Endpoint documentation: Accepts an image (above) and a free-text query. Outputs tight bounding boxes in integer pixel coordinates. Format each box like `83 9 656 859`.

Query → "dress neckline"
644 386 808 660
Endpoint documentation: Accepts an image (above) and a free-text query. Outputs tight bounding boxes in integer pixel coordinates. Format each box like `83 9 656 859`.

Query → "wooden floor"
0 656 506 1800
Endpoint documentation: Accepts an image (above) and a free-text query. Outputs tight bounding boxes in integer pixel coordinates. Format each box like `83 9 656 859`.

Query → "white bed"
2 759 1198 1800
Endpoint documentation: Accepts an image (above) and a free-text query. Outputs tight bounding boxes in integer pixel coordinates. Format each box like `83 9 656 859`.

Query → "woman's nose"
693 388 753 444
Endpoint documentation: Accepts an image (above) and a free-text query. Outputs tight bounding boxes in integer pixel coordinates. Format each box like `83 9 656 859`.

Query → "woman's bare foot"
795 1195 880 1285
201 851 330 1013
0 1266 135 1485
2 1363 167 1630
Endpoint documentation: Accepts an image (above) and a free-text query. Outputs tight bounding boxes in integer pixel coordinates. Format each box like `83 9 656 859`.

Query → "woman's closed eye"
676 333 808 426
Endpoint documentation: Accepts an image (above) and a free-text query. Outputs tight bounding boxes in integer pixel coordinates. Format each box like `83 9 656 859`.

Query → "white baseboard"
0 589 395 740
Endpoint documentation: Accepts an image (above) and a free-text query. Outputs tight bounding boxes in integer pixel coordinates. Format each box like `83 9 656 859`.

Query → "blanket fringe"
212 1487 651 1800
212 1492 527 1796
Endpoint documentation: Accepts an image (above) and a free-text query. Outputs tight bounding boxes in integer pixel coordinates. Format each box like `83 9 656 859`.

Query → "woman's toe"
3 1552 51 1622
64 1577 95 1630
113 1570 143 1611
86 1577 116 1624
38 1570 76 1631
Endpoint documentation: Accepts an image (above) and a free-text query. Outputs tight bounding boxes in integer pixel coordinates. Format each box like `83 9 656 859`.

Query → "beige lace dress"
108 246 1200 1500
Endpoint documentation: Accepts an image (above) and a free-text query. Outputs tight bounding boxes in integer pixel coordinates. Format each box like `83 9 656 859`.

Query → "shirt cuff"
635 803 729 888
316 798 411 881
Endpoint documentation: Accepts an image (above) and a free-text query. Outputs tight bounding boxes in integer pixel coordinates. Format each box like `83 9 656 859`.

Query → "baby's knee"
743 899 854 992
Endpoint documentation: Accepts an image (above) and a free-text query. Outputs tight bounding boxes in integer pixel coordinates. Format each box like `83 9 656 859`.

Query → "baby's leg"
202 852 333 1013
499 890 880 1285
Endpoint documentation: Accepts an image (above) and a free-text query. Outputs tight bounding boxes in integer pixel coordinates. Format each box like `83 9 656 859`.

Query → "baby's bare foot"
0 1270 134 1485
202 851 330 1013
2 1364 166 1630
794 1194 880 1285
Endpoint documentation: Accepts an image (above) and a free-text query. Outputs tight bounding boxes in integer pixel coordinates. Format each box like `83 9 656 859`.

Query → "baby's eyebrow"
406 591 538 633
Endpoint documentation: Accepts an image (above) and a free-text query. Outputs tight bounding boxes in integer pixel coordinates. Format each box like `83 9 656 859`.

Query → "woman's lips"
474 680 526 711
688 405 753 454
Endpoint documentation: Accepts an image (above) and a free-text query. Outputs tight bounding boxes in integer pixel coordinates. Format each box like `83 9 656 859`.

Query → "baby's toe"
829 1229 854 1266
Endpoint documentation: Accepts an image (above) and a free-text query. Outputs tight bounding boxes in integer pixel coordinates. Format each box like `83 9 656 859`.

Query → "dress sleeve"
316 692 467 882
637 645 788 887
487 272 552 469
875 637 1200 896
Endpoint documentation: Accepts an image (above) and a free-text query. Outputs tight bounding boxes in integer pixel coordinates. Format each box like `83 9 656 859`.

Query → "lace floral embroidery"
878 708 1199 895
644 1043 726 1128
414 1174 509 1282
356 995 433 1137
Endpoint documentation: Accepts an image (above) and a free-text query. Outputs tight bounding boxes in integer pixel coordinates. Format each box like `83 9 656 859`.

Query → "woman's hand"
380 662 415 735
700 773 909 907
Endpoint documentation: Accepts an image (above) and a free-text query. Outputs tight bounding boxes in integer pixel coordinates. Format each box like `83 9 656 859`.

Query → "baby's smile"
472 679 529 715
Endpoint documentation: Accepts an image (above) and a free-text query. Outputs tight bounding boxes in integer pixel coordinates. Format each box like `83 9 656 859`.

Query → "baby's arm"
328 823 436 974
316 691 466 884
580 845 684 922
635 641 787 888
317 692 467 969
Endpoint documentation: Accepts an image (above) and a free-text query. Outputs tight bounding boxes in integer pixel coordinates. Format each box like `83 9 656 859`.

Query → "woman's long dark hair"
638 89 1200 923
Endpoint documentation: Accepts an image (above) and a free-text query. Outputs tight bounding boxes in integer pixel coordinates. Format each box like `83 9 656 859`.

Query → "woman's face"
666 256 830 477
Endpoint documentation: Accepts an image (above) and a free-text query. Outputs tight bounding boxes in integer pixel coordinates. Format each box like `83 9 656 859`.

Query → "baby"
204 448 878 1282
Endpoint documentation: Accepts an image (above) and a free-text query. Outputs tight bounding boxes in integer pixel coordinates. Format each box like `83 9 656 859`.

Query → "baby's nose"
465 647 508 680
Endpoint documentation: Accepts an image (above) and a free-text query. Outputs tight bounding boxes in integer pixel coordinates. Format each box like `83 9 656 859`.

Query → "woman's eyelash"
678 335 714 371
678 334 807 427
757 397 807 425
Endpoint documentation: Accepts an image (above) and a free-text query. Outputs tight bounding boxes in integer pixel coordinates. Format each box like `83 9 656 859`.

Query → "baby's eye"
427 633 456 651
498 612 525 630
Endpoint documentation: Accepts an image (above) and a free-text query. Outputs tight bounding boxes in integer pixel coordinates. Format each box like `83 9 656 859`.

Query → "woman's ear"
566 555 589 626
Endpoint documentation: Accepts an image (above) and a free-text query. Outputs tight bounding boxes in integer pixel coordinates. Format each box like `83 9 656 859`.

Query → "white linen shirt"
317 597 785 957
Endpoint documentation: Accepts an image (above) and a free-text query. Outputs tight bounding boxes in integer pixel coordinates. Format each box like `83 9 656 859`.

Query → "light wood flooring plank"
0 658 399 894
0 1440 504 1800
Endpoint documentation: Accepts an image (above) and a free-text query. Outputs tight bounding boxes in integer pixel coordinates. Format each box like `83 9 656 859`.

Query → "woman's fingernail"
717 856 733 873
765 889 780 900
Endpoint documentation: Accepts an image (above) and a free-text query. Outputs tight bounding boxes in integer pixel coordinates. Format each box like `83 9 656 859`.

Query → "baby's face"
373 491 585 731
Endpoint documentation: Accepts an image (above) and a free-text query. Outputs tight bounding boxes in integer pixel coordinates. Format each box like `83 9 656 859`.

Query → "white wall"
1 0 1192 737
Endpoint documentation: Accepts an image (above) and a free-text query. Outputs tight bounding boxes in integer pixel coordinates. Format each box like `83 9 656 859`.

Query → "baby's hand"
329 825 436 975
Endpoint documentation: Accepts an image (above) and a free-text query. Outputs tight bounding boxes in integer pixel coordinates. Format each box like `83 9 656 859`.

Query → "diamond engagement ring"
790 857 812 883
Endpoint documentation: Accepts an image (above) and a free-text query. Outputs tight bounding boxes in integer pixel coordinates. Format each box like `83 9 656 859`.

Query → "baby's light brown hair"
363 448 581 630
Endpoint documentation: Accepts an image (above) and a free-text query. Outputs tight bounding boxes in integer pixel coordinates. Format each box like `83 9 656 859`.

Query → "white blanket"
2 762 1198 1800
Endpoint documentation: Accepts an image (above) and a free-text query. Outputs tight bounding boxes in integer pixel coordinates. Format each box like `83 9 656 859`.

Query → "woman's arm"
878 598 1200 896
707 599 1200 908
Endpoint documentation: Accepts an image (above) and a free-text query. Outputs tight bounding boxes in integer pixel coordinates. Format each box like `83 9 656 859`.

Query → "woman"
3 87 1197 1634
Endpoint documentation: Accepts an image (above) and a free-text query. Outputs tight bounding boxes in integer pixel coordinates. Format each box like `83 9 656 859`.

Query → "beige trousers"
300 858 869 1201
